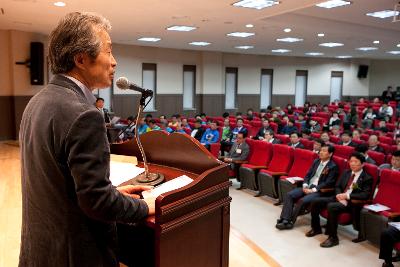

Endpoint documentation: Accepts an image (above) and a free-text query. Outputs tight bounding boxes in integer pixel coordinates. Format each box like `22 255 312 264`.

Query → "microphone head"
116 77 129 89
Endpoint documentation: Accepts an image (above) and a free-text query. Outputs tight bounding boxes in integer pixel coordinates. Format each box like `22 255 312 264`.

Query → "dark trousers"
280 187 320 222
117 223 154 267
310 196 335 232
220 140 232 156
379 226 400 263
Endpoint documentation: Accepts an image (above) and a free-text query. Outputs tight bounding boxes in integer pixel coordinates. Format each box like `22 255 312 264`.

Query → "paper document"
142 175 193 199
286 177 304 184
109 161 145 186
388 222 400 231
364 203 391 213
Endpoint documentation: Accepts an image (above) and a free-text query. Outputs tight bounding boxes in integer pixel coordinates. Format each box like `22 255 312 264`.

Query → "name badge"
236 149 242 154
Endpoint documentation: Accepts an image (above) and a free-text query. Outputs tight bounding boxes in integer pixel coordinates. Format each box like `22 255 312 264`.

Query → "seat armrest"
232 160 248 164
320 188 334 193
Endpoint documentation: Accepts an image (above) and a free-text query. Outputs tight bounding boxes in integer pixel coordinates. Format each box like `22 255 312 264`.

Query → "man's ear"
73 53 87 71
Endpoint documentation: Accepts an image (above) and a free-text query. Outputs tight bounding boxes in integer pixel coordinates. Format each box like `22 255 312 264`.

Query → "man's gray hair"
48 12 111 74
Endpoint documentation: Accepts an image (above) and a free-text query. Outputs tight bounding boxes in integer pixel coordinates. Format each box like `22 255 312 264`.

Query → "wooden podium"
111 131 231 267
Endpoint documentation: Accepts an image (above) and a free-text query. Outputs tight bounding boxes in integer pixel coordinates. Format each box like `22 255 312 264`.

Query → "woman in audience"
328 112 341 130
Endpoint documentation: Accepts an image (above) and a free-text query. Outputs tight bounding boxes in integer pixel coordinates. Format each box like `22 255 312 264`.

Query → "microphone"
116 77 153 96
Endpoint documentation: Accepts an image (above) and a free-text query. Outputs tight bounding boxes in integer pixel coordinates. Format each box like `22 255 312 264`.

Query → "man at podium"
19 12 154 267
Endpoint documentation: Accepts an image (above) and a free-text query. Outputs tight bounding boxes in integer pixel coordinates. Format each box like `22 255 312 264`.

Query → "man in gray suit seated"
222 132 250 173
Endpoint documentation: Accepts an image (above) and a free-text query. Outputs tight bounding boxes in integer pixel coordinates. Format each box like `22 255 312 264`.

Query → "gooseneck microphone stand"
131 92 165 186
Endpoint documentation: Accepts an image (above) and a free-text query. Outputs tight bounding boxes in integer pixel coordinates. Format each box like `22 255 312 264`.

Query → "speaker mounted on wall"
15 42 44 85
357 65 369 79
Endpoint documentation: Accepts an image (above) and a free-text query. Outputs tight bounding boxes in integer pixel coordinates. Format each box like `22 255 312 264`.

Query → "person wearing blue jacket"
201 121 220 150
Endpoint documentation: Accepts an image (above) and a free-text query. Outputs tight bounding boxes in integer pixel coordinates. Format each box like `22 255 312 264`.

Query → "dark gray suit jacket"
19 75 149 267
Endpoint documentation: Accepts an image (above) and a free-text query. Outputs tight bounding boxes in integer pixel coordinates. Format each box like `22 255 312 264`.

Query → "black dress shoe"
305 229 322 237
382 262 394 267
254 192 263 197
277 218 284 224
320 237 339 248
276 221 294 230
274 201 282 206
351 236 366 243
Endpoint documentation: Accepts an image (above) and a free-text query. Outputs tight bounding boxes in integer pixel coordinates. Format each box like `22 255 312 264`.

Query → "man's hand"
117 185 153 199
336 193 347 201
303 188 313 194
143 197 156 216
224 158 232 163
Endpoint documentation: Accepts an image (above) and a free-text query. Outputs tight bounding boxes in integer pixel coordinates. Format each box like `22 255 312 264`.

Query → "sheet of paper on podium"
109 161 144 186
142 175 193 199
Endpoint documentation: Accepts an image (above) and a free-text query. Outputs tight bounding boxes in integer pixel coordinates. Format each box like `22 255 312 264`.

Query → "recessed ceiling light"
305 52 324 56
138 37 161 42
166 25 197 32
245 24 254 28
53 1 66 7
336 55 352 58
366 10 400 19
356 47 378 51
316 0 351 9
373 40 380 44
235 45 254 50
233 0 280 10
271 49 291 53
276 37 303 43
227 32 255 38
189 41 211 46
318 33 325 37
397 44 400 48
319 42 344 47
284 28 292 33
387 51 400 55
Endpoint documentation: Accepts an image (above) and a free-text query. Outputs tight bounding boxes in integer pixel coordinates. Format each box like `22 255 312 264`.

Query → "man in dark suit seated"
306 152 373 248
380 225 400 267
338 131 357 147
276 144 338 230
254 119 272 140
263 130 281 144
368 134 385 153
288 132 305 149
95 97 111 125
222 132 250 171
190 119 205 142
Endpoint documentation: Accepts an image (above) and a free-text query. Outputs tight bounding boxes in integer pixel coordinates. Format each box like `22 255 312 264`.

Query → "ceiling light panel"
271 49 291 53
316 0 351 9
233 0 280 10
245 24 254 28
366 10 400 19
284 28 291 33
387 51 400 55
356 47 378 51
227 32 255 38
336 55 352 58
189 42 211 46
53 1 66 7
318 33 325 37
167 25 197 32
138 37 161 42
319 42 344 47
235 45 254 49
305 52 324 56
276 37 303 43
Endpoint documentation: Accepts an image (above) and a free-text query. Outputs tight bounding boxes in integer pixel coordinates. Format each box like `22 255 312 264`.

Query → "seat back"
329 135 340 144
245 139 273 166
363 163 380 199
267 144 294 172
334 144 355 160
367 150 386 166
332 156 348 179
299 138 314 150
373 169 400 212
274 134 290 144
379 136 394 145
287 149 318 178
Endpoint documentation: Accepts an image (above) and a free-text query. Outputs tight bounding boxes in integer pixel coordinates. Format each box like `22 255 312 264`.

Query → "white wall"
369 60 400 96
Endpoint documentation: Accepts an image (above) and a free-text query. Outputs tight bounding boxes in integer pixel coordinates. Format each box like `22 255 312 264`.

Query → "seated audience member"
361 107 376 128
306 152 373 247
338 131 356 147
309 118 321 133
301 129 311 140
220 119 232 156
381 85 395 102
95 97 111 125
395 134 400 145
296 113 307 130
358 97 366 104
312 139 325 154
263 130 281 144
379 225 400 267
368 134 385 153
160 121 174 133
144 113 153 123
235 112 243 119
355 143 376 165
195 114 207 125
246 108 254 121
222 112 230 119
322 104 330 113
259 109 267 119
137 118 149 135
378 101 394 122
328 112 341 130
231 118 248 142
375 120 389 132
330 125 341 138
352 129 362 142
159 115 168 125
200 113 207 121
320 132 331 145
168 114 180 127
373 97 381 104
288 132 305 149
379 150 400 171
348 105 358 127
147 119 161 131
175 123 186 134
281 119 298 136
190 120 205 142
201 121 220 150
181 118 191 130
254 119 272 140
276 145 338 230
222 132 250 171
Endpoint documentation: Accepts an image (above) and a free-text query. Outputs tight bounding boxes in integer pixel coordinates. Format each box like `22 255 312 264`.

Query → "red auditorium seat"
329 136 340 144
334 145 355 160
248 126 259 139
352 139 364 145
379 143 392 155
367 150 386 166
269 122 278 133
379 136 394 146
360 169 400 245
320 163 379 229
299 138 314 150
256 144 294 198
311 117 327 126
251 121 262 128
239 140 273 191
277 149 318 202
275 134 290 145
